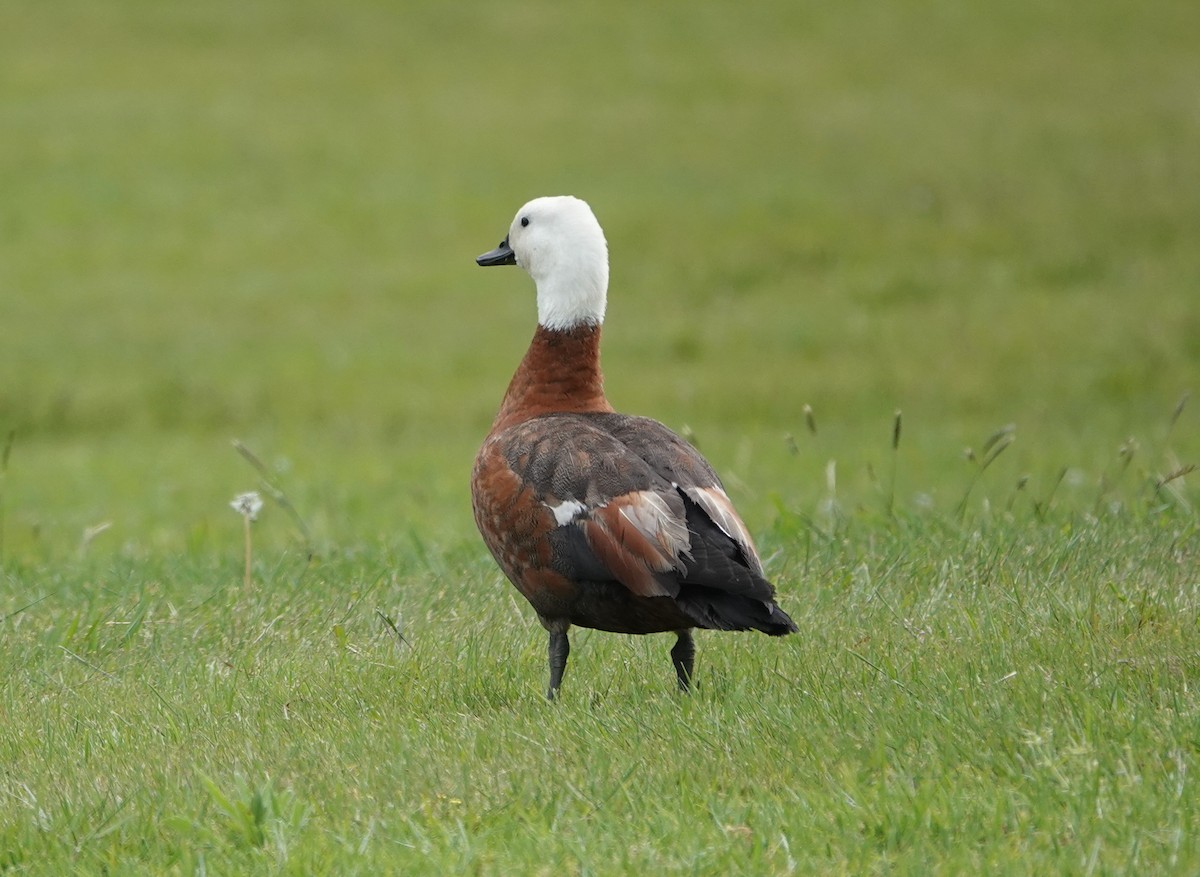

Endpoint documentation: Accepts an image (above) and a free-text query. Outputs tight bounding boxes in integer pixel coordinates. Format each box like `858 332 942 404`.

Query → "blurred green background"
2 0 1197 559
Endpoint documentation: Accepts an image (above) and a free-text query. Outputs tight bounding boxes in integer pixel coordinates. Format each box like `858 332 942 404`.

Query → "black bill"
476 236 516 266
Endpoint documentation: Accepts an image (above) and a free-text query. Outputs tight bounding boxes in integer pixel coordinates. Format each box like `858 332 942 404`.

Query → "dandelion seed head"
230 491 263 521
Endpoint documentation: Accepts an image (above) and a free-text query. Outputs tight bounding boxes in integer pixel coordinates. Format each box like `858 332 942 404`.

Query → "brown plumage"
471 196 797 698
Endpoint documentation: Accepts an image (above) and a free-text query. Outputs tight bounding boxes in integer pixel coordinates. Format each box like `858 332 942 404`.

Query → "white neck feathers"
535 248 608 330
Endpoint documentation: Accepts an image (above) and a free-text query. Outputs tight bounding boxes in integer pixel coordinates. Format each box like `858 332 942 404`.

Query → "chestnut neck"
491 323 614 433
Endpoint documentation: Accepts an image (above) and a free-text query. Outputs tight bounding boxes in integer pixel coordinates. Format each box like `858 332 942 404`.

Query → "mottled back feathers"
472 411 797 636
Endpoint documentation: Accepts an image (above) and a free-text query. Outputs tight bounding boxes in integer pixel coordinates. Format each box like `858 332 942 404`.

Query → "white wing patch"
547 499 588 526
615 492 692 566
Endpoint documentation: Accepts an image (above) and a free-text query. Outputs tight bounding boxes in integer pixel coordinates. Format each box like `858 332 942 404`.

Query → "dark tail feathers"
678 587 798 635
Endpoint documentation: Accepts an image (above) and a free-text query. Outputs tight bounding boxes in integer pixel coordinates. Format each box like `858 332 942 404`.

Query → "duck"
471 195 797 699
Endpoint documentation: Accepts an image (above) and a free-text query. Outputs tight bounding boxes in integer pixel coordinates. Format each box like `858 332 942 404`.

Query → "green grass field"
2 0 1198 873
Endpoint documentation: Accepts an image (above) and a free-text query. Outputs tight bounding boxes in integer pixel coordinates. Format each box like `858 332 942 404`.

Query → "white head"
476 196 609 331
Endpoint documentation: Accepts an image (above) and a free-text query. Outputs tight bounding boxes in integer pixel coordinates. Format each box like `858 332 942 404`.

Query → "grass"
2 504 1197 874
2 0 1199 872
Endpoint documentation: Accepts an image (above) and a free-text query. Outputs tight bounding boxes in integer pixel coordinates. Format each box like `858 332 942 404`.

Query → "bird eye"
520 216 530 227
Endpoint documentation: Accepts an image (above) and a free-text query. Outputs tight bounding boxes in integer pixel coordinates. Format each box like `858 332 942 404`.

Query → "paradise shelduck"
471 195 797 699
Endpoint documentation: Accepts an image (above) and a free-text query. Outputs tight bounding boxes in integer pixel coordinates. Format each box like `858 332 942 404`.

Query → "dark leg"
671 629 695 692
547 630 570 700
